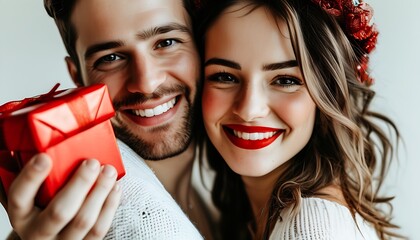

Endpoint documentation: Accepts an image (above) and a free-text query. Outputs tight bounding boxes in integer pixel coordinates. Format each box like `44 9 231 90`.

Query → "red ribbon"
0 83 94 151
0 84 62 150
0 83 63 115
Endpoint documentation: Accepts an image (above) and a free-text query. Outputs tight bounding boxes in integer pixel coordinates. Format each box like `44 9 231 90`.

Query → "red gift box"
0 83 125 207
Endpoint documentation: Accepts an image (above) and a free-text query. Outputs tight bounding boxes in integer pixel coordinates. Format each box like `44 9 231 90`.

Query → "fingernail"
101 165 116 177
32 155 49 171
85 159 99 170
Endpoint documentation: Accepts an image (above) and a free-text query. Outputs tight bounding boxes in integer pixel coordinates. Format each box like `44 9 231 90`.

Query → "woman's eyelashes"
272 75 303 87
207 71 238 84
206 71 303 87
271 75 304 92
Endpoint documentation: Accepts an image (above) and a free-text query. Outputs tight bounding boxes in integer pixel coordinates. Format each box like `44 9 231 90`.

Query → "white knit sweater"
269 198 379 240
104 140 203 240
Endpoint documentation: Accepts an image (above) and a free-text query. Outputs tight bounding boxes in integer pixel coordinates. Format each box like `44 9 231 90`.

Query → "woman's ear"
65 56 83 87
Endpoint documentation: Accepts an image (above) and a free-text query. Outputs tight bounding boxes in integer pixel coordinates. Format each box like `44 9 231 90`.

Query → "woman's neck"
242 176 273 221
241 165 287 238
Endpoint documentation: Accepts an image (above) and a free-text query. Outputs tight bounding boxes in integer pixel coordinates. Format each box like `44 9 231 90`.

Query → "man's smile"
130 97 177 117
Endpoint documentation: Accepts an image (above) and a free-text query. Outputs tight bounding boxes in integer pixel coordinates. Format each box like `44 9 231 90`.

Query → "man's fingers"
6 157 119 240
59 165 119 240
35 159 101 237
85 183 122 240
7 153 52 224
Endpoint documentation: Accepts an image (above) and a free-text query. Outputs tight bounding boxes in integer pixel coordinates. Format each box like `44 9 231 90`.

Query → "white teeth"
145 109 154 117
132 98 176 117
233 130 276 140
249 133 259 140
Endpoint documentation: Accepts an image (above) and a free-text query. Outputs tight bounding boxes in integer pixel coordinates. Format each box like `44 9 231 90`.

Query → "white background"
1 0 419 239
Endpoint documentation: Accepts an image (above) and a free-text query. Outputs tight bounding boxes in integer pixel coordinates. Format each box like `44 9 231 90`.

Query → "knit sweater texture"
104 140 203 240
269 197 378 240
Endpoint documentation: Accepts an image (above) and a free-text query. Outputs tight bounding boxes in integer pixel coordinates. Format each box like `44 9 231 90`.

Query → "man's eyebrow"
137 23 190 40
85 41 124 60
84 23 190 60
204 58 241 70
262 60 298 71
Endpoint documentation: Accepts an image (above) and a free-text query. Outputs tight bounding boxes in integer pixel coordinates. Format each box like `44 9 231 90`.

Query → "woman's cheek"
202 87 230 126
274 92 316 126
202 88 217 121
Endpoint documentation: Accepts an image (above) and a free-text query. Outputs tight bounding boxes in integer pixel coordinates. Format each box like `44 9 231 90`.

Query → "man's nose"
126 53 166 95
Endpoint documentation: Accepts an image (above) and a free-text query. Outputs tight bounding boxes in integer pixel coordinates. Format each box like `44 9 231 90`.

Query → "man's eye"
207 72 238 84
93 54 124 70
156 39 179 49
103 54 121 62
94 54 121 65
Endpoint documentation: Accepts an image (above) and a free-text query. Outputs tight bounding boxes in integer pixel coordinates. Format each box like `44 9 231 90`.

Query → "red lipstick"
223 124 283 150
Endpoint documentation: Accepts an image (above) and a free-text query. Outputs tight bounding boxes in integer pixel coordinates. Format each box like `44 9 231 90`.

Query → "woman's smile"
223 124 284 150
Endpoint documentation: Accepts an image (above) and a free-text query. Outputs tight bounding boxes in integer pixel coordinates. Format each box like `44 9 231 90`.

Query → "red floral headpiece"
311 0 378 85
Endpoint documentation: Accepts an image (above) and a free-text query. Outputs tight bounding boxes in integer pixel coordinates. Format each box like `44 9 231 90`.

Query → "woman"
197 0 402 239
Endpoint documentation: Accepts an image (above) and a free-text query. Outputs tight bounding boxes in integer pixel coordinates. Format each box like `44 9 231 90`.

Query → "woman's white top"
269 197 379 240
104 140 203 240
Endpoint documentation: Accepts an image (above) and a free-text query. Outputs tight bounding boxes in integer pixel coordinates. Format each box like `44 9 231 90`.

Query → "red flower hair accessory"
311 0 378 86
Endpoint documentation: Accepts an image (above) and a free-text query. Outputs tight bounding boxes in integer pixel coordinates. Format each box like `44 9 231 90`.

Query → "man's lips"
223 124 283 150
121 96 180 126
130 97 177 117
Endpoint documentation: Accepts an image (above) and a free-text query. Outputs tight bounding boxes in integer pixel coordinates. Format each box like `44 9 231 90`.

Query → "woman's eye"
207 72 238 84
273 76 302 87
156 39 179 49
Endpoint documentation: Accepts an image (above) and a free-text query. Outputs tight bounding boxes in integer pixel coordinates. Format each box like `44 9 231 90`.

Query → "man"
1 0 213 239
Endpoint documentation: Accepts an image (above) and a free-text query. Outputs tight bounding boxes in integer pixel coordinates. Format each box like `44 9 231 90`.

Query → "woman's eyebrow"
204 58 241 70
262 60 298 71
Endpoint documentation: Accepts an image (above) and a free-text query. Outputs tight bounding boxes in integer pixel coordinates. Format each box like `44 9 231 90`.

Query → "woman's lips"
223 124 283 150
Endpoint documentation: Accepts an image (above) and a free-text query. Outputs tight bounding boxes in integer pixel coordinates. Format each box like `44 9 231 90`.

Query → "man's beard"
113 106 194 160
111 84 196 160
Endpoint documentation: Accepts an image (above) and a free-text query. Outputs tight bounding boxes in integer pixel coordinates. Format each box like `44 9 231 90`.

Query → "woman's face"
202 4 317 177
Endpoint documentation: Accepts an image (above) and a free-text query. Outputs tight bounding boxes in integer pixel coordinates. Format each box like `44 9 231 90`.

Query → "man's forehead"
71 0 187 18
71 0 191 44
78 0 189 27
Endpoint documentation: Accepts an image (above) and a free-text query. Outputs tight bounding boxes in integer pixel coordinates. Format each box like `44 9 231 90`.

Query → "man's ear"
65 56 83 87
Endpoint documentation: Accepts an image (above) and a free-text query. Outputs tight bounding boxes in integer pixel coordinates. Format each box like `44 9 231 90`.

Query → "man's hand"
5 153 121 240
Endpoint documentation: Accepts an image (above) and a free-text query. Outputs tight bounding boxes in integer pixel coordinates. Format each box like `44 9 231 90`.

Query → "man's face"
70 0 200 160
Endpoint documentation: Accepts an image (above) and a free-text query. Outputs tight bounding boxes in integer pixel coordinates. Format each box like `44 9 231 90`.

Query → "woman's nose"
232 83 270 122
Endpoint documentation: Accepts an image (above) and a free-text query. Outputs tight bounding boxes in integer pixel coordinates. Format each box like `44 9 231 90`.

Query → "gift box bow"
0 83 115 152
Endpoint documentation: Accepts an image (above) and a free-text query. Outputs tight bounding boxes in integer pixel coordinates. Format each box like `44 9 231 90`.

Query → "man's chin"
113 125 192 160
